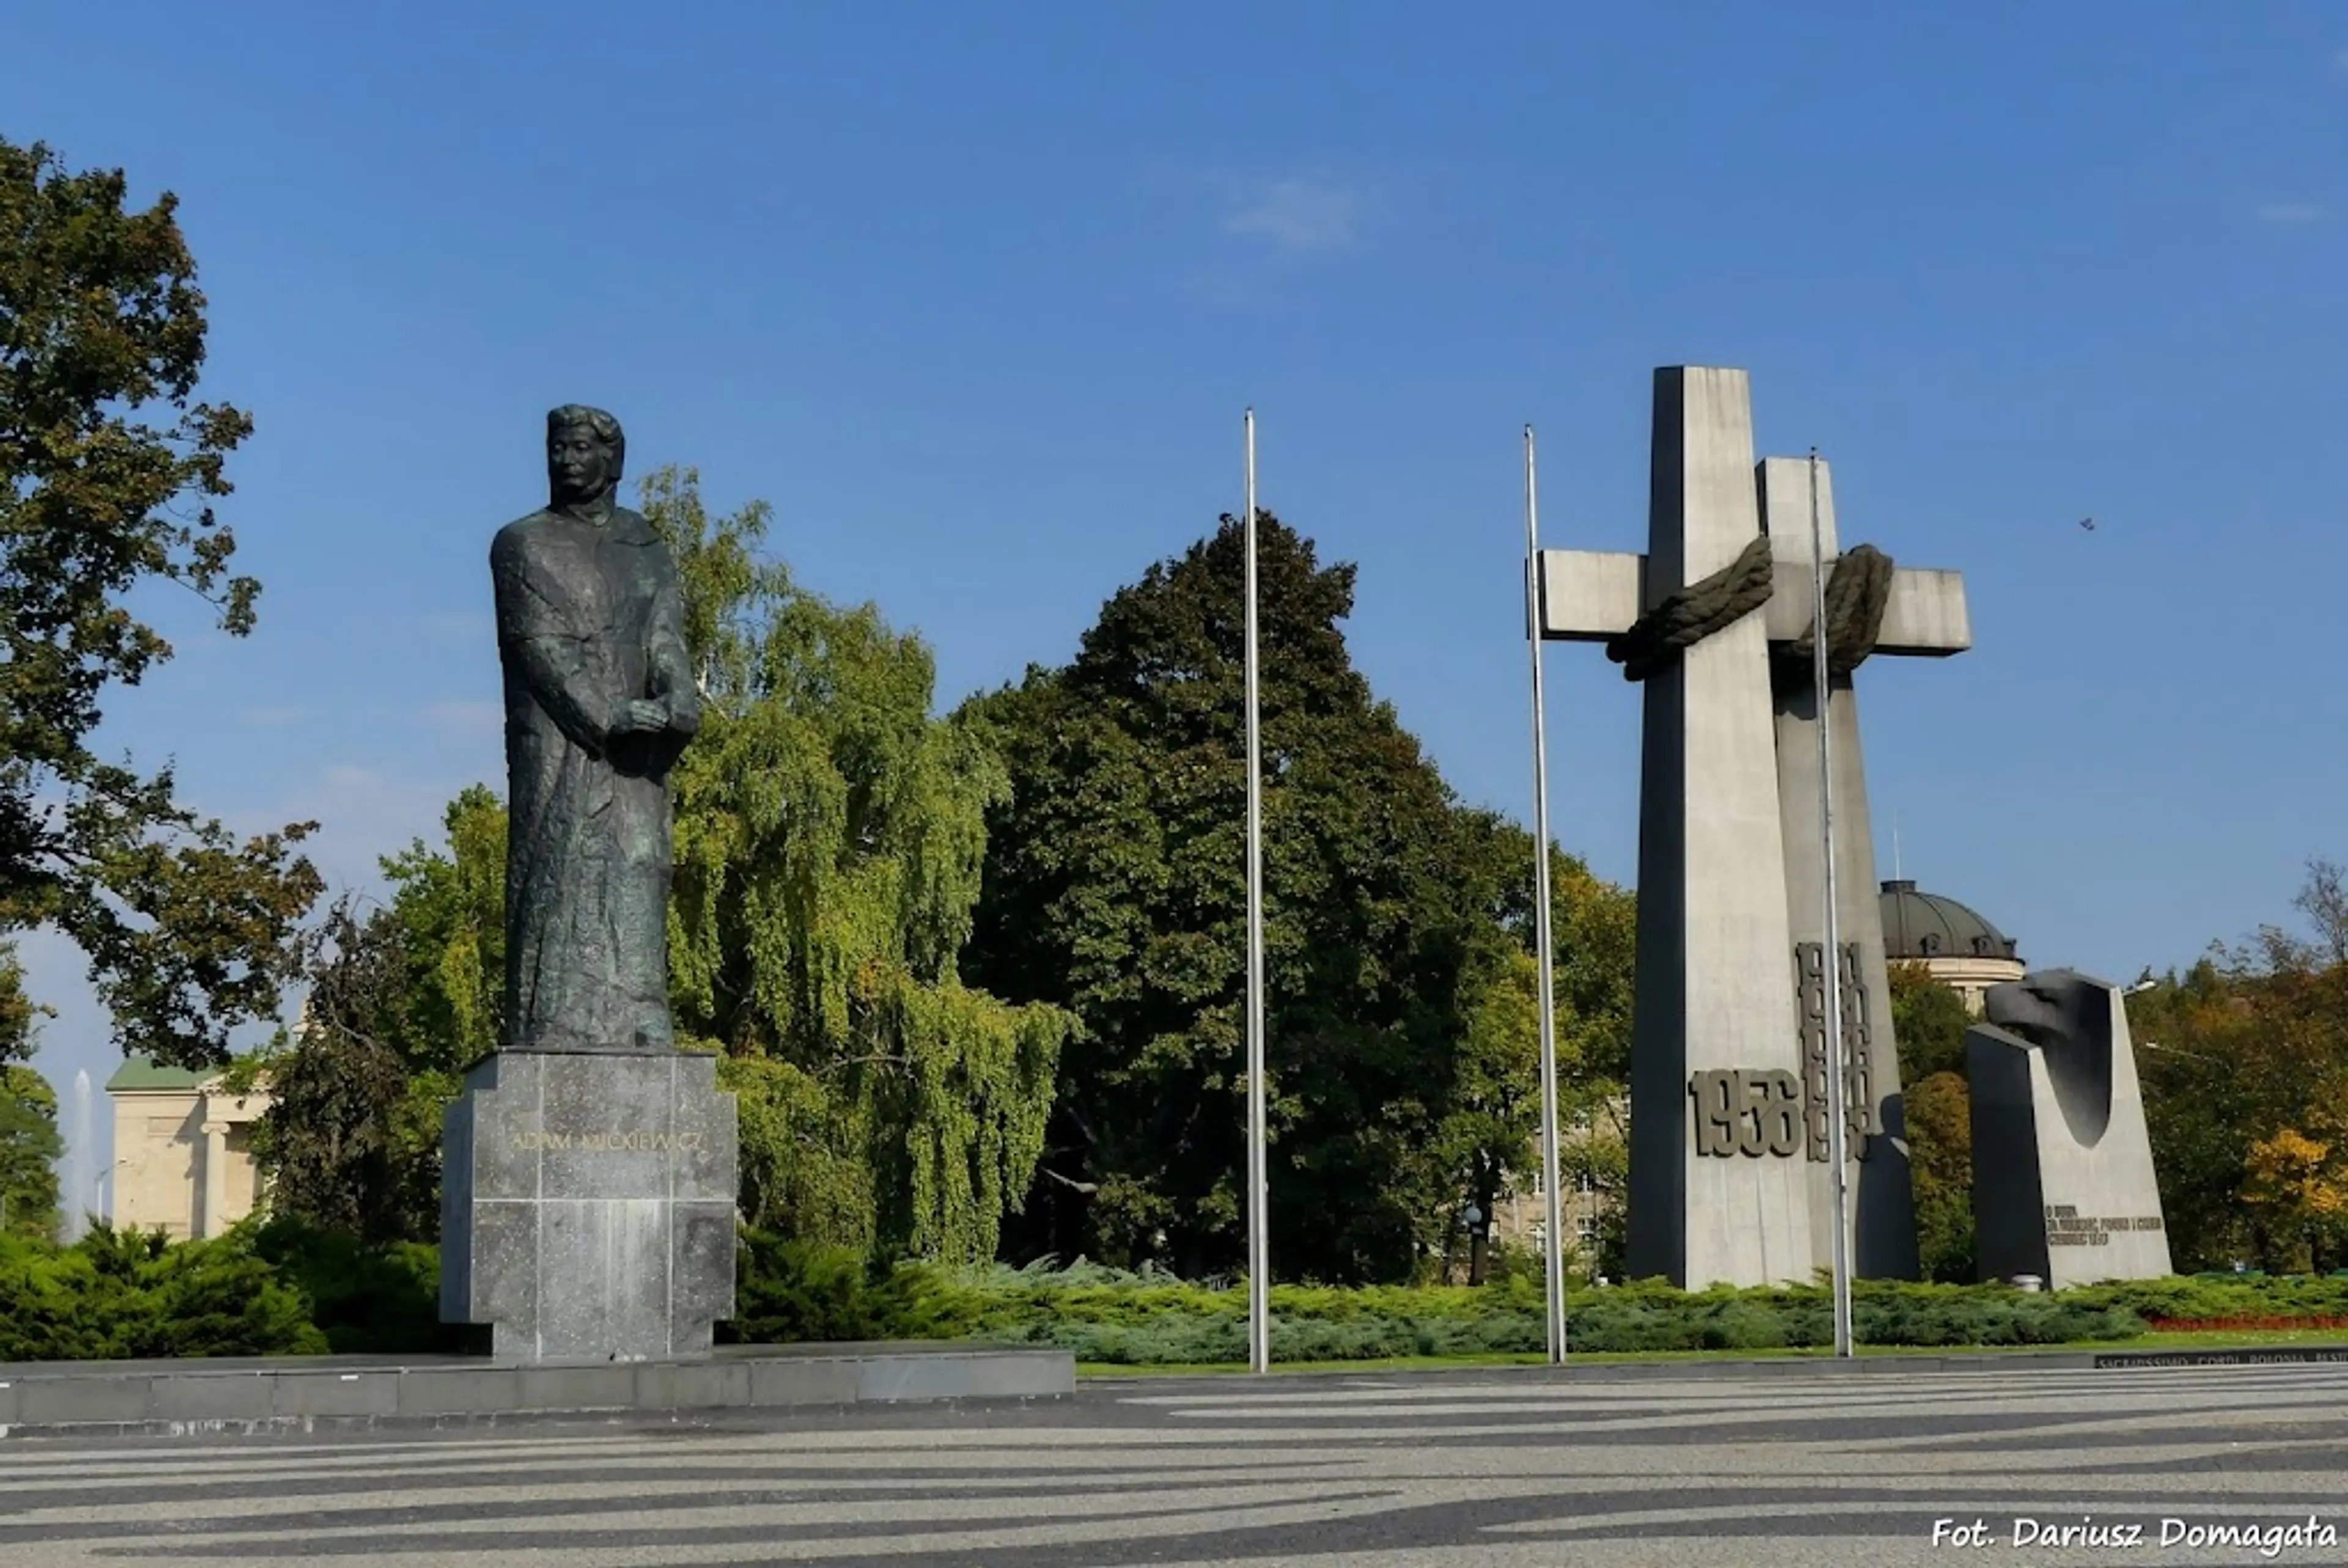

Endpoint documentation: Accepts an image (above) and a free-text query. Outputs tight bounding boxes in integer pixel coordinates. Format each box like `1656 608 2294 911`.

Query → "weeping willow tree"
640 466 1068 1264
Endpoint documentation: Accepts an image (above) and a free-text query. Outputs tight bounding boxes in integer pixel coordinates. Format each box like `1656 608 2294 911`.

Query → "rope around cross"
1601 536 1895 682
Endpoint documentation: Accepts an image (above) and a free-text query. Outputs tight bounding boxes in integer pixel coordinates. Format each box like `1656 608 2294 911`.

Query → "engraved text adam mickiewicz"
511 1130 708 1153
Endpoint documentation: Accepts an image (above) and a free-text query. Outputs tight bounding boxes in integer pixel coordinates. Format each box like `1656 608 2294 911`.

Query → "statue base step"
440 1050 737 1363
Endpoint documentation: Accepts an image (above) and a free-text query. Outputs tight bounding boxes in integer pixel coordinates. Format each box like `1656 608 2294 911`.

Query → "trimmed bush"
0 1224 325 1361
13 1225 2348 1366
914 1266 2157 1360
720 1230 988 1346
252 1218 454 1355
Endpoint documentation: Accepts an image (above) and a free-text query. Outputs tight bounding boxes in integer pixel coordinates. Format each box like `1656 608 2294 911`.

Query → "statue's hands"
613 699 670 736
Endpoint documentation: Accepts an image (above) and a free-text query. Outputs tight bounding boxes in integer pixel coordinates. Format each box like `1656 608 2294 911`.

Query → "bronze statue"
489 406 698 1053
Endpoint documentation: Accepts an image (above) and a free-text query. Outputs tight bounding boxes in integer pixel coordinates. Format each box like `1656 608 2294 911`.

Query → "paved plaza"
1 1361 2343 1566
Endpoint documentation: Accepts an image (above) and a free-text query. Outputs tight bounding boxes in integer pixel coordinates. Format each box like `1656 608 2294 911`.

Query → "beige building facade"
104 1058 271 1239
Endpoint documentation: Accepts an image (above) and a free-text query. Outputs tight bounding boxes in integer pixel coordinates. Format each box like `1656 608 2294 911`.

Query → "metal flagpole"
1810 449 1855 1360
1243 409 1271 1375
1522 427 1568 1366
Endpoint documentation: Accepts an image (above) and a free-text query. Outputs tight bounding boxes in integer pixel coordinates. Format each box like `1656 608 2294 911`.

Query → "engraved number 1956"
1688 1067 1804 1158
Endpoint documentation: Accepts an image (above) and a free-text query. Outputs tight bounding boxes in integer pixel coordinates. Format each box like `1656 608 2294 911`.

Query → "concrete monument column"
1756 457 1970 1281
1542 368 1813 1286
1537 367 1979 1287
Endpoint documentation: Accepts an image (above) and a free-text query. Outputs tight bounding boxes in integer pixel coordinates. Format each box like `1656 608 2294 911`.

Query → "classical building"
1489 1100 1626 1264
1878 878 2026 1014
103 1058 271 1240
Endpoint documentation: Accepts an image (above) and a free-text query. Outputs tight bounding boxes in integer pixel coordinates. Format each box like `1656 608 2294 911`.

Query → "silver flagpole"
1810 448 1854 1359
1523 426 1567 1366
1244 409 1271 1375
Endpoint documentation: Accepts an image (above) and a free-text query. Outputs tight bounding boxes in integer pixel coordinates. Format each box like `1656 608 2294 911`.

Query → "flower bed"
2146 1315 2348 1333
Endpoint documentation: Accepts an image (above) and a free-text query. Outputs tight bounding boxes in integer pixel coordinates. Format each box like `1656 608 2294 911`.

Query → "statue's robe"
489 502 699 1054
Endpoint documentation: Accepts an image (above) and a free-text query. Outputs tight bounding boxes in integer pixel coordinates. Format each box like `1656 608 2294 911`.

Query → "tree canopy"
251 786 506 1243
2130 861 2348 1273
647 468 1069 1265
0 1064 61 1239
1888 962 1972 1084
0 138 319 1069
962 511 1635 1284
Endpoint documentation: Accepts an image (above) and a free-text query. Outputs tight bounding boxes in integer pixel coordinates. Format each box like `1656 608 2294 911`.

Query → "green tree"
1904 1069 1973 1282
1888 962 1971 1083
254 789 504 1241
1427 943 1538 1282
0 138 322 1068
964 511 1593 1284
377 784 506 1075
645 467 1068 1265
256 897 426 1241
2132 960 2264 1270
1413 832 1636 1281
0 1064 62 1239
0 944 54 1067
2132 861 2348 1271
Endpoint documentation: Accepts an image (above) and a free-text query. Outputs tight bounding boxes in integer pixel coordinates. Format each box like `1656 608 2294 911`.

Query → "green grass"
1073 1325 2348 1378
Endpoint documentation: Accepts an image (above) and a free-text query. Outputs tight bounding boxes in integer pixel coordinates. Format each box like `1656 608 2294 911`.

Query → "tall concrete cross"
1756 458 1968 1280
1536 367 1970 1287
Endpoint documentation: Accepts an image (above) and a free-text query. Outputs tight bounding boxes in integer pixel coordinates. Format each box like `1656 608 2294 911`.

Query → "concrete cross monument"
1757 458 1966 1281
1537 367 1970 1287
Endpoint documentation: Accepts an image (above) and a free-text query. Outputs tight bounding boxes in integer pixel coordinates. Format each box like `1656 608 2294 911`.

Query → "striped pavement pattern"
1 1362 2344 1566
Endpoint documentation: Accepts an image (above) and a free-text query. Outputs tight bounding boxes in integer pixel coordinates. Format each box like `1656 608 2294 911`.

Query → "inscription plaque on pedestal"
441 1050 737 1362
1967 969 2173 1288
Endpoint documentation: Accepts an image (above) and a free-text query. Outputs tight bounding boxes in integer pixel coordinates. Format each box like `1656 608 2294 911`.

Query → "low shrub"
720 1231 989 1345
252 1218 454 1355
0 1224 326 1361
920 1268 2158 1361
16 1223 2348 1367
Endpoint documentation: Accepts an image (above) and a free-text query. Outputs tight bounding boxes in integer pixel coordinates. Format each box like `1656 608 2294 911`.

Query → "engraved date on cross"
1794 941 1878 1161
1688 1068 1804 1158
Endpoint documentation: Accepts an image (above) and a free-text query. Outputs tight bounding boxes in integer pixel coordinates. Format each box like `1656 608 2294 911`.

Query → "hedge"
929 1265 2148 1361
0 1224 325 1361
9 1224 2348 1364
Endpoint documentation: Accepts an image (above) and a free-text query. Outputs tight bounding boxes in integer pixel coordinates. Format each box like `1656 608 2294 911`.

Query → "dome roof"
1878 880 2019 962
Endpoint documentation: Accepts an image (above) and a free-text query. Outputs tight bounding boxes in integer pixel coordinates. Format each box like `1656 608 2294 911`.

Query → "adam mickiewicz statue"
490 405 699 1054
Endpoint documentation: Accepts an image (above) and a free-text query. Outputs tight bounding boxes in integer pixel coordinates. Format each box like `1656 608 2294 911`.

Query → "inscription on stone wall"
510 1130 707 1154
1794 941 1877 1161
1688 1068 1804 1158
2043 1203 2165 1247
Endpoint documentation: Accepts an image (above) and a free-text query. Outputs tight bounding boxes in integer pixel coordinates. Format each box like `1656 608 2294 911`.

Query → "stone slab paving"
1 1361 2342 1566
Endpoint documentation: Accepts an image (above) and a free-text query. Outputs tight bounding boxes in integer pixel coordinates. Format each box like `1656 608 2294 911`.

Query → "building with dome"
1878 878 2025 1015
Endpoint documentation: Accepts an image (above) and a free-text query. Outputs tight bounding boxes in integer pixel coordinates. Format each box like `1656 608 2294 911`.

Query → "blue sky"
12 1 2348 1201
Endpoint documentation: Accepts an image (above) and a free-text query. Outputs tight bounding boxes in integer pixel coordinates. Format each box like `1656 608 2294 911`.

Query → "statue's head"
546 405 624 507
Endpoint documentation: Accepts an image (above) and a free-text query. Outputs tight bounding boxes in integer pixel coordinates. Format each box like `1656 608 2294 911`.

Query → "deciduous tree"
1903 1069 1973 1282
0 1064 61 1238
0 138 320 1068
964 512 1633 1284
1888 962 1971 1083
646 468 1068 1265
253 789 504 1242
2135 861 2348 1271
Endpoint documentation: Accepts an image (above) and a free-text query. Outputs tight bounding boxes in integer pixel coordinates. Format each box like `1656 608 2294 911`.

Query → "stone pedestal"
440 1050 737 1362
1966 970 2171 1289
